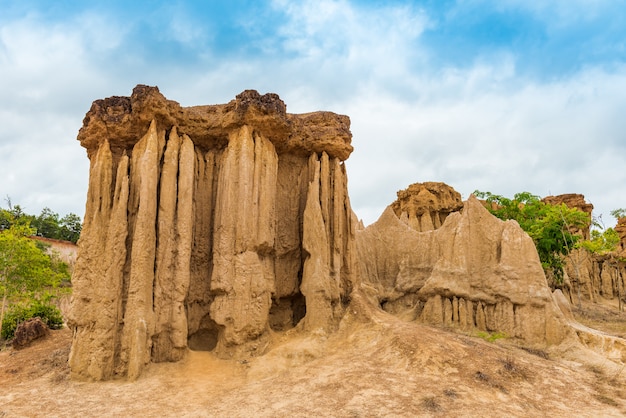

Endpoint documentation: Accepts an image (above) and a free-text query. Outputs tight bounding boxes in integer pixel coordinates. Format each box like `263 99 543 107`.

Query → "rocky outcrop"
31 237 78 268
358 194 571 345
563 249 626 304
68 86 355 380
541 195 626 304
12 317 49 349
391 182 463 232
358 185 626 364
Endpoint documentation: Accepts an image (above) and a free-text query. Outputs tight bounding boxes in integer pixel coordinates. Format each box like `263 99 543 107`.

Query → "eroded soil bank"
2 300 625 417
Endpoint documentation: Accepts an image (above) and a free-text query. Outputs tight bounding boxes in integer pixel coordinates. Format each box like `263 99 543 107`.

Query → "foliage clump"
0 201 82 244
473 191 590 283
610 208 626 220
475 330 507 343
0 218 70 341
578 228 620 255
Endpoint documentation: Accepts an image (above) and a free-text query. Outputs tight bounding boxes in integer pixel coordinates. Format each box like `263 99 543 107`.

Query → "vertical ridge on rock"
208 126 277 358
68 139 130 380
122 120 161 380
301 154 333 331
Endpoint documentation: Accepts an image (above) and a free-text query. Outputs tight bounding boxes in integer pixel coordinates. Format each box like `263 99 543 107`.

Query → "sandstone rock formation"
68 86 355 380
31 236 78 268
538 195 626 305
70 88 624 382
564 249 626 304
391 182 463 232
357 193 570 345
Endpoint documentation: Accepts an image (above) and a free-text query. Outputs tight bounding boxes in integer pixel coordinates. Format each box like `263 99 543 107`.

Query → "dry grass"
498 355 529 380
443 388 458 399
420 396 442 413
519 346 550 359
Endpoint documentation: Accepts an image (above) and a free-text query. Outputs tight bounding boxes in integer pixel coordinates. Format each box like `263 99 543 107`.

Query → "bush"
1 299 63 340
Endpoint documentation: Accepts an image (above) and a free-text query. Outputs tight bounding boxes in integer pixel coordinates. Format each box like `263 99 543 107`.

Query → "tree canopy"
0 200 82 244
579 227 620 255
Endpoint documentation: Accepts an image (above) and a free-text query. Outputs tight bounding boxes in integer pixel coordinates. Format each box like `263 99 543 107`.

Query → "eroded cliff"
358 194 570 345
68 86 355 380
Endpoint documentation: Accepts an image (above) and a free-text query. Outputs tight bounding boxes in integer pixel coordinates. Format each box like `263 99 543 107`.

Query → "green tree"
473 191 590 282
59 213 82 243
32 207 61 239
0 199 34 231
0 209 11 231
611 208 626 220
1 198 82 243
0 219 64 339
579 228 620 254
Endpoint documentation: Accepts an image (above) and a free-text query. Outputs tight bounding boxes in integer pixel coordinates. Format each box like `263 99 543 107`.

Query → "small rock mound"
12 318 49 350
391 182 463 232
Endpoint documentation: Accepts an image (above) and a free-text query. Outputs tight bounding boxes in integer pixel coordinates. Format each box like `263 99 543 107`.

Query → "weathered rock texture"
358 189 571 345
70 89 624 382
12 317 49 350
68 86 355 380
564 249 626 305
357 185 626 364
391 182 463 232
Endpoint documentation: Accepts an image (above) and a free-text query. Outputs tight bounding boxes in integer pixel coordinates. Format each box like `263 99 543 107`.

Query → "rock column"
68 86 355 380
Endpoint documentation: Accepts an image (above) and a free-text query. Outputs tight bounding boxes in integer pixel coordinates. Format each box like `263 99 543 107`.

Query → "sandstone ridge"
358 193 569 345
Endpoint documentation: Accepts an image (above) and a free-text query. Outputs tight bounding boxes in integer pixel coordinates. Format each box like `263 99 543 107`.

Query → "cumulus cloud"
345 64 626 225
0 0 624 230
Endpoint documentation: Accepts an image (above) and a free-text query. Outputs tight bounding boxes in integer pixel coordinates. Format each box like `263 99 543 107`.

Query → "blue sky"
1 0 625 226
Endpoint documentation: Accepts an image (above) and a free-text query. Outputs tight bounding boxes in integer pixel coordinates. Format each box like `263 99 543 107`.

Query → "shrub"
475 330 507 343
1 299 63 340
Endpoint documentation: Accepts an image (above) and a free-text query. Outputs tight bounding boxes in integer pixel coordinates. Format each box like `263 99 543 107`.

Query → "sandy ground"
1 300 625 417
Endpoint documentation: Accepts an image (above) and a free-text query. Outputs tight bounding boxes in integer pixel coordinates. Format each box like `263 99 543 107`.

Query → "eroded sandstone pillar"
69 86 355 380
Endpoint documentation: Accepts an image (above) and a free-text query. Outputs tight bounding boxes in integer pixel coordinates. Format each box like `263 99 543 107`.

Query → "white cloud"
0 1 624 232
345 64 626 225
